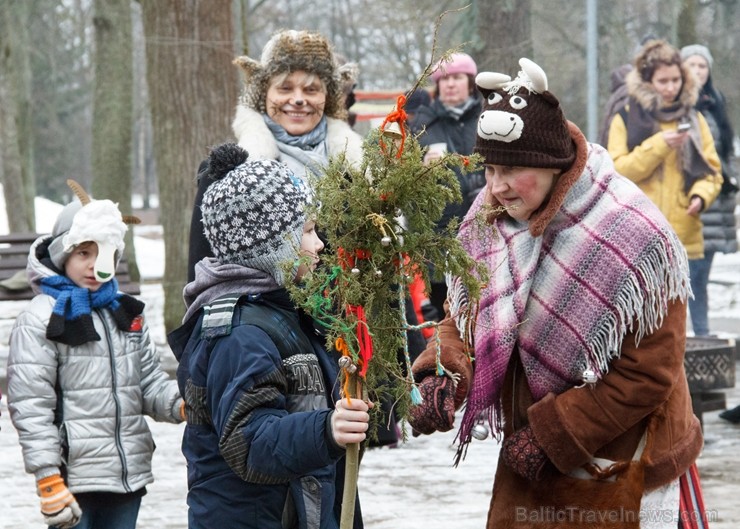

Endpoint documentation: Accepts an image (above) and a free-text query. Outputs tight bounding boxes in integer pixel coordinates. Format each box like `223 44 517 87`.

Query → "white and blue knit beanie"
200 144 308 285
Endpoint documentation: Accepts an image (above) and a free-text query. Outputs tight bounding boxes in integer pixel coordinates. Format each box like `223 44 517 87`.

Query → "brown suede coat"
412 125 702 528
414 299 701 529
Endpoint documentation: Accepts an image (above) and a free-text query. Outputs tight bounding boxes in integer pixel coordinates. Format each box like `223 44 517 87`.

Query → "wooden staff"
339 361 364 529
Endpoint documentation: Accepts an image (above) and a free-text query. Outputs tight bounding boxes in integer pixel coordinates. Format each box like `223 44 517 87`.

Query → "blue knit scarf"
41 275 144 346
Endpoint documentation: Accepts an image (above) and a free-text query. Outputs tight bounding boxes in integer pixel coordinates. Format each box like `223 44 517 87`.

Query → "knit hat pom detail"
207 143 249 181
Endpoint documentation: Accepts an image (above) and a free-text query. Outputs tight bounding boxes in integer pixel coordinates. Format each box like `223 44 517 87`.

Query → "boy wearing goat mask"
7 180 184 529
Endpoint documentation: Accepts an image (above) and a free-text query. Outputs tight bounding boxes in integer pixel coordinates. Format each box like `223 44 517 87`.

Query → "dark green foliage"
288 124 486 429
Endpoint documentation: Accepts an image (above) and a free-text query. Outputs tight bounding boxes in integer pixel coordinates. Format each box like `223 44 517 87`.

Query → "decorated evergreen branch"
285 11 486 528
290 121 484 404
286 117 486 527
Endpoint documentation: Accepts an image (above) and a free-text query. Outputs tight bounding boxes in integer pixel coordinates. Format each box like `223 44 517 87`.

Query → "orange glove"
37 474 82 529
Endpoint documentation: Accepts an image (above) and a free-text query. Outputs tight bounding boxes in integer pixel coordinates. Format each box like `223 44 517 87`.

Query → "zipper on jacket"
97 308 132 493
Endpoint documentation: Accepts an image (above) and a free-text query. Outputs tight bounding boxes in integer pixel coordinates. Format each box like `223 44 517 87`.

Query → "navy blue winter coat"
410 94 485 230
168 290 362 529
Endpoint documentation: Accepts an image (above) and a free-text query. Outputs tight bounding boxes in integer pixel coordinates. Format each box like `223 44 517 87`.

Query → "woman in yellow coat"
607 39 721 260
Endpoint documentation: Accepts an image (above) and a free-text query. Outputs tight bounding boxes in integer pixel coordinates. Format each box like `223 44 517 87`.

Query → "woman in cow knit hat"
187 29 364 281
408 58 705 528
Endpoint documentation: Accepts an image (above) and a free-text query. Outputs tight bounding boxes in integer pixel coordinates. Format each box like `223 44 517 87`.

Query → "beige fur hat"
233 29 358 120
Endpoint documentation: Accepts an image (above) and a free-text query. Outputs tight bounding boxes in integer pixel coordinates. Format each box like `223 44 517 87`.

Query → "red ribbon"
347 304 373 377
338 247 372 270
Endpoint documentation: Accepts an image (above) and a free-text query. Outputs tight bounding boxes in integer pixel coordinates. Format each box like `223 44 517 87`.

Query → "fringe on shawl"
580 227 691 378
445 273 478 359
451 224 690 461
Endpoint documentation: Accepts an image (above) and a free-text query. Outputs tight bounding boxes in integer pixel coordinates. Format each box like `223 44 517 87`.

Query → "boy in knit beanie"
170 143 370 529
7 182 183 529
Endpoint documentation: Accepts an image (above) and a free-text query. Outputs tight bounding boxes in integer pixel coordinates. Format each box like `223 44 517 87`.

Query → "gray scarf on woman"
263 114 329 180
443 96 478 121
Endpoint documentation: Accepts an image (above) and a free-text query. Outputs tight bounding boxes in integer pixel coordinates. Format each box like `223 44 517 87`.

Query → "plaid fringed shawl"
454 143 691 444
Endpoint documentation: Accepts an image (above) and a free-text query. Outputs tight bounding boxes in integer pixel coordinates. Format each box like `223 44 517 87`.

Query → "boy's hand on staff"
331 398 373 447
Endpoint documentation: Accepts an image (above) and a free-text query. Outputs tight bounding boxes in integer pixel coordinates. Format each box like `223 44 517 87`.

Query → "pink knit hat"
430 53 477 82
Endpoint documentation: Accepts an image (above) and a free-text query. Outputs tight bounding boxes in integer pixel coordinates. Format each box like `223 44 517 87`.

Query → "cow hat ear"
516 59 559 106
519 58 548 92
475 72 511 99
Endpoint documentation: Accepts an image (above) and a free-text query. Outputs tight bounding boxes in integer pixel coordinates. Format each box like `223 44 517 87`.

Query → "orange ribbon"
335 337 354 400
379 94 408 158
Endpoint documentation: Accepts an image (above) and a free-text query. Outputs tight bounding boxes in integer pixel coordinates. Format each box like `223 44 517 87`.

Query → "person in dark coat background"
410 52 484 321
680 44 738 338
681 44 740 424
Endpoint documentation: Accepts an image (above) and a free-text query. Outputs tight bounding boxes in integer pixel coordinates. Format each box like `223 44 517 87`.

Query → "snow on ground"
0 195 739 527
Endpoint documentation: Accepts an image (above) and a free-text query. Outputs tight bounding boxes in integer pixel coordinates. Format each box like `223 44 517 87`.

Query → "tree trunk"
473 0 533 75
0 1 36 233
140 0 238 333
92 0 139 280
676 0 696 49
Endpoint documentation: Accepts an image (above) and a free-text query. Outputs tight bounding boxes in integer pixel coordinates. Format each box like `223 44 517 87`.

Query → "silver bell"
472 423 489 441
338 356 351 369
338 356 357 373
381 236 392 247
374 269 383 278
582 369 598 384
351 267 360 275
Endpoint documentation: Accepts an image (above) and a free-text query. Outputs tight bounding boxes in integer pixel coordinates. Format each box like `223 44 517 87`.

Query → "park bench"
0 232 140 301
684 336 737 425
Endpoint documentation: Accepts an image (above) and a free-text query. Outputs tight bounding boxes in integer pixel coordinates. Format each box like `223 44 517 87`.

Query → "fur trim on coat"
232 105 364 167
625 67 698 115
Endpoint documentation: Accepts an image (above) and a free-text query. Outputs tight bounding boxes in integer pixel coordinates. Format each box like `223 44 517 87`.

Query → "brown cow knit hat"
474 58 575 170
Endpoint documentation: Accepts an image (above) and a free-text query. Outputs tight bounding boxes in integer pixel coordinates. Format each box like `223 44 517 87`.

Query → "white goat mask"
59 180 139 283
